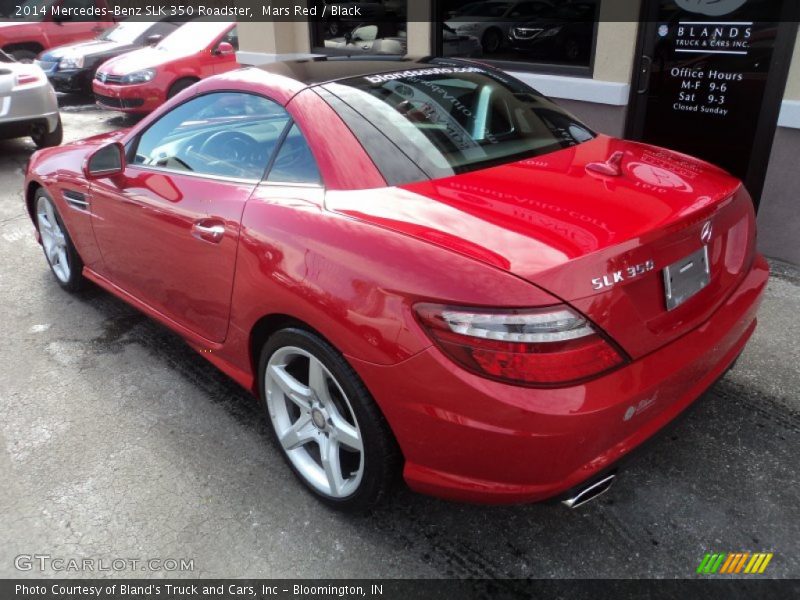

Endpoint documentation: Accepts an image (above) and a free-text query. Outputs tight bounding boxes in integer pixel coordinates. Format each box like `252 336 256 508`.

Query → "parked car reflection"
324 22 482 57
444 0 553 53
323 0 388 36
508 2 596 62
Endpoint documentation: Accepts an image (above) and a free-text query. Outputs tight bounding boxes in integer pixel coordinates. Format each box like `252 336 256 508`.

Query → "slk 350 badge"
591 260 655 291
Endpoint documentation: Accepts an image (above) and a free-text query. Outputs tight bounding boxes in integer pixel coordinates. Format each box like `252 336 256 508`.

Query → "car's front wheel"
35 189 84 292
258 328 400 512
167 78 198 99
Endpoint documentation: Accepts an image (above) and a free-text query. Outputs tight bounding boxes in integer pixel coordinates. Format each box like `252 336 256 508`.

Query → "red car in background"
92 21 238 112
0 0 114 62
24 59 768 512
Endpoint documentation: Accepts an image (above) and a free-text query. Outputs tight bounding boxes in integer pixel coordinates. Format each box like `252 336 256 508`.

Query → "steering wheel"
198 130 258 161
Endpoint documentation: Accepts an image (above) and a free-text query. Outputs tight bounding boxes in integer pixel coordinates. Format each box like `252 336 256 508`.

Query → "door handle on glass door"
637 55 652 94
192 221 225 243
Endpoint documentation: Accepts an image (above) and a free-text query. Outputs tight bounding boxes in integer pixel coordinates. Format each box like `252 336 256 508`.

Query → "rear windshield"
321 65 594 182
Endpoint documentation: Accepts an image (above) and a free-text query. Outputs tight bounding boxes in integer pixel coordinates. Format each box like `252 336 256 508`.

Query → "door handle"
637 55 653 95
192 220 225 243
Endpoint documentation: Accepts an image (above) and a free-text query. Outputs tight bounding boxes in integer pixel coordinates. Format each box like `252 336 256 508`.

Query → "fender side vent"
63 190 89 212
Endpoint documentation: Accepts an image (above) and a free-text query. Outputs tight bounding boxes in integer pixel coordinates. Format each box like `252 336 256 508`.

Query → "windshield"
100 21 154 44
322 66 594 180
155 22 229 52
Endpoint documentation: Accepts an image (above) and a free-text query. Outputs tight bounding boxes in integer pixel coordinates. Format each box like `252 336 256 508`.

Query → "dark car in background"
35 20 183 94
444 0 554 54
508 1 597 62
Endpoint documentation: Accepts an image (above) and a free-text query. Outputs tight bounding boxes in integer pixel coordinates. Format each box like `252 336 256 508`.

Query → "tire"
31 116 63 149
34 189 85 292
258 328 400 513
9 49 37 63
167 78 198 99
481 28 502 54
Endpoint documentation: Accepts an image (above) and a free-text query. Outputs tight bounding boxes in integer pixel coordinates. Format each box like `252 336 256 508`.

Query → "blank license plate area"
663 246 710 310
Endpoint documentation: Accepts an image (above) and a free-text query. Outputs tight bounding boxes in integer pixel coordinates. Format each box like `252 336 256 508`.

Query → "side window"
266 124 321 185
133 92 290 180
223 26 239 50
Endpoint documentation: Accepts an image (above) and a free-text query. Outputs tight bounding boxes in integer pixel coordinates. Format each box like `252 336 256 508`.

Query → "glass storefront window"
310 1 409 56
437 0 599 72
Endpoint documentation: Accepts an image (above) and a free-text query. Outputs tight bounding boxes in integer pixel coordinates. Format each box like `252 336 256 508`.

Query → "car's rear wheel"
35 189 84 292
258 328 400 512
31 117 63 149
167 78 198 99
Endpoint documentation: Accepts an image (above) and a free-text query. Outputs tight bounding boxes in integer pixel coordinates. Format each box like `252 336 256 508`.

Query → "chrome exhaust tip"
561 473 616 509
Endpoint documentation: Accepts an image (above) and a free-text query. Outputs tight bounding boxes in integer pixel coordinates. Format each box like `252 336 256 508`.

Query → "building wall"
757 34 800 265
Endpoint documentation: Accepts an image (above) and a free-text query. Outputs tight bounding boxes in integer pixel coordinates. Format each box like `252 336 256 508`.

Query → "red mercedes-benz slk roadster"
24 58 768 512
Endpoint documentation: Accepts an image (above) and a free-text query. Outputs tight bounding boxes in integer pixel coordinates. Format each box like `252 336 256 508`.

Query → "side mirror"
214 42 235 57
84 142 125 179
145 34 163 46
51 13 72 24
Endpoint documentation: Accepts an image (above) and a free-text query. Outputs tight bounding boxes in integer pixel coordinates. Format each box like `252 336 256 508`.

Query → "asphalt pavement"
0 99 798 580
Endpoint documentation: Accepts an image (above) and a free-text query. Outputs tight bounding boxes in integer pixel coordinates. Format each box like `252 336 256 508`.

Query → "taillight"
15 73 40 86
414 303 628 387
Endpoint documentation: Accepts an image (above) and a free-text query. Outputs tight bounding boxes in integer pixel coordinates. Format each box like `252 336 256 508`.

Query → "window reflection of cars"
507 2 596 62
444 0 553 53
323 0 388 37
324 23 482 57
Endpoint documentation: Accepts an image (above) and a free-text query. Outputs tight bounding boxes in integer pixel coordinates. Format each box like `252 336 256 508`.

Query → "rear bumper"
349 254 769 504
92 79 159 113
0 81 59 133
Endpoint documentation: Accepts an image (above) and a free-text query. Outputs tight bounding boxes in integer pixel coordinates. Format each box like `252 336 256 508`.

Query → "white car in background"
0 50 61 147
445 0 552 53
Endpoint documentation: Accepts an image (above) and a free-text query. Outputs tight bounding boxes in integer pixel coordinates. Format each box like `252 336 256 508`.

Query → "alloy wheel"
265 346 364 498
36 196 71 283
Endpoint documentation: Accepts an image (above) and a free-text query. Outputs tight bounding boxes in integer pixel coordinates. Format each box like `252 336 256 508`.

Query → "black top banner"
1 0 798 23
